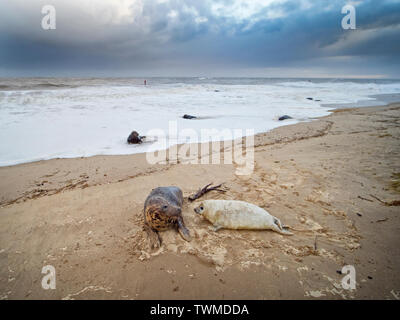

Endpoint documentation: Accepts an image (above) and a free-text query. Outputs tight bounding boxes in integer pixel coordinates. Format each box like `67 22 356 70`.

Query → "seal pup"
144 186 191 248
194 200 293 235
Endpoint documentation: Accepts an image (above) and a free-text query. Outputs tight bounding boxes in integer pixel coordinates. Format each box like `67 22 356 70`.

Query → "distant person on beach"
144 80 147 86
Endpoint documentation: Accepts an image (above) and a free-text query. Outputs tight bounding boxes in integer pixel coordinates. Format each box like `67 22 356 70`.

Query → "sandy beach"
0 103 399 300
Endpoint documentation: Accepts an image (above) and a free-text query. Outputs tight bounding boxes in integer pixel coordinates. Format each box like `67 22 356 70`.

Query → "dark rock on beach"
306 97 314 100
278 115 293 121
183 114 197 119
127 131 144 144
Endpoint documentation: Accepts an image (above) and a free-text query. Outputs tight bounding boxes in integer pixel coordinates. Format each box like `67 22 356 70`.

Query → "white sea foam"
0 78 399 166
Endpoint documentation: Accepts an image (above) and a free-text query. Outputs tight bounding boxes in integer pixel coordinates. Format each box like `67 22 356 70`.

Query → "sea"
1 77 400 167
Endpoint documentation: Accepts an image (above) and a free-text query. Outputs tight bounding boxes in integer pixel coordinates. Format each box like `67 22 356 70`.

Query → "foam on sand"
0 78 399 166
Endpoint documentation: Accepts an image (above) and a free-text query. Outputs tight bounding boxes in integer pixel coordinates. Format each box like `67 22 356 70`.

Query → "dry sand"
0 103 399 300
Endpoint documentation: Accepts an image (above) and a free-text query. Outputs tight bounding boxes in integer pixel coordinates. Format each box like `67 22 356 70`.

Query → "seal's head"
194 202 205 215
145 196 182 233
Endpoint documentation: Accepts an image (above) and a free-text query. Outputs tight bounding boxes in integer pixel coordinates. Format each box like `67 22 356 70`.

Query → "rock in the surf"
183 114 197 119
278 115 293 121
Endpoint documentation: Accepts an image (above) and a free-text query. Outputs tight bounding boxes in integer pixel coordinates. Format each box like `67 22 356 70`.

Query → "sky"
0 0 399 78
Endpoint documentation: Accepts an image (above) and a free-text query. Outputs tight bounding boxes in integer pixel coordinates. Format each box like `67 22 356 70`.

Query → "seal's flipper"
273 217 283 230
212 225 222 232
272 217 293 235
276 227 294 235
144 224 162 249
177 218 191 242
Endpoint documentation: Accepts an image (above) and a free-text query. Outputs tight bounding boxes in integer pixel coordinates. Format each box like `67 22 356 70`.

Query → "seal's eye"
200 206 204 210
162 205 168 210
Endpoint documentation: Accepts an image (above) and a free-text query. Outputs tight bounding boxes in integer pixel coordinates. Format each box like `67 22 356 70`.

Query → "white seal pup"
194 200 293 235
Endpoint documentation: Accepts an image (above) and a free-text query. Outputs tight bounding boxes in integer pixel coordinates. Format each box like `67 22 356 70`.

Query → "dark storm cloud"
0 0 399 77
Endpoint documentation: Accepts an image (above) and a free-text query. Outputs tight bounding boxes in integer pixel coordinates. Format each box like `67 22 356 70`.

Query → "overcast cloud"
0 0 399 77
